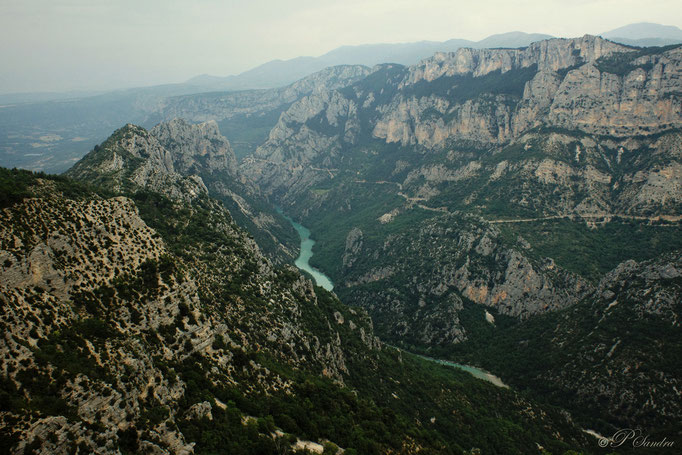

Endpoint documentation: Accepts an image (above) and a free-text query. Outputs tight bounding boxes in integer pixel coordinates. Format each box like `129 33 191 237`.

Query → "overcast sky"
1 0 680 94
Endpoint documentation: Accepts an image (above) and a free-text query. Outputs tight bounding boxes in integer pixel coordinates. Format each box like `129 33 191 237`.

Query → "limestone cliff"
151 119 239 178
243 36 682 201
337 213 592 346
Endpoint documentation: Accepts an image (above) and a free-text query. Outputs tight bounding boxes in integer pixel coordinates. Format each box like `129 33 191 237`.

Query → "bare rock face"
241 89 357 199
404 35 626 84
546 48 682 136
342 228 363 269
373 37 682 147
151 118 238 178
597 253 682 323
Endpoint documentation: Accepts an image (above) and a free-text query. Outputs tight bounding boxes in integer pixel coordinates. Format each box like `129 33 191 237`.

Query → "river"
415 354 508 388
280 211 334 291
281 212 507 388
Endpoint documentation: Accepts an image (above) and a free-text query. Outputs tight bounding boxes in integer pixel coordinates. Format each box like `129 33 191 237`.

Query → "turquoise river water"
280 212 334 291
281 212 507 388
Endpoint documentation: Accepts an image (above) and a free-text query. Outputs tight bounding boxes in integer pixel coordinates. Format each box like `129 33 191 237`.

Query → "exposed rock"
151 118 238 178
342 228 363 268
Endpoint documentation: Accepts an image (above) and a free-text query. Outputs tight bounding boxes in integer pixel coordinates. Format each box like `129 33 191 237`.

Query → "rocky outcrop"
151 118 238 178
68 121 300 262
65 124 208 202
342 228 363 268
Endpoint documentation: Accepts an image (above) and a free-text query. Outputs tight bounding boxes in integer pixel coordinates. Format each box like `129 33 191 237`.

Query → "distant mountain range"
3 23 681 106
187 23 682 92
186 32 554 91
601 22 682 47
2 23 681 175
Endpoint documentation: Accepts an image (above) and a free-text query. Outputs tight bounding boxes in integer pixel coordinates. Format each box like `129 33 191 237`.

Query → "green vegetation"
35 319 118 383
172 329 587 454
403 64 538 106
0 167 103 208
299 184 427 282
498 219 682 281
595 44 682 76
0 168 34 207
435 284 682 441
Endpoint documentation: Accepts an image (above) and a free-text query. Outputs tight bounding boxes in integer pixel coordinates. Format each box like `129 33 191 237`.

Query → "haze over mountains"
3 22 681 104
183 22 682 92
184 32 554 92
2 22 681 176
602 22 682 47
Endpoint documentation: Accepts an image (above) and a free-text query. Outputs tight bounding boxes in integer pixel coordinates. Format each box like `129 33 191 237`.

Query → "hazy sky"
1 0 680 94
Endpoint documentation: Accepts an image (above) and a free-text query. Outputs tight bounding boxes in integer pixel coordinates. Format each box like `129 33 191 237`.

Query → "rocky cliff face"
373 36 682 145
404 35 625 83
243 37 682 200
151 119 239 178
242 35 682 220
337 213 592 346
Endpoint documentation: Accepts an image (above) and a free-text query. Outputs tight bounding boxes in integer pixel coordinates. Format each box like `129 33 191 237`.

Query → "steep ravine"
282 213 514 389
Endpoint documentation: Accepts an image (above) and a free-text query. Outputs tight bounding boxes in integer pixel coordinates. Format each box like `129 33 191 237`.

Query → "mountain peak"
65 122 208 200
602 22 682 40
601 22 682 47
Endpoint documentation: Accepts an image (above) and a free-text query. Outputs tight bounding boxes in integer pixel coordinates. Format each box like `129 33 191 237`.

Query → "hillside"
3 31 682 452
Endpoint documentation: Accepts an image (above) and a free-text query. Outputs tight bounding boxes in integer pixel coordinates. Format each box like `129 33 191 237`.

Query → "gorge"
1 31 681 454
